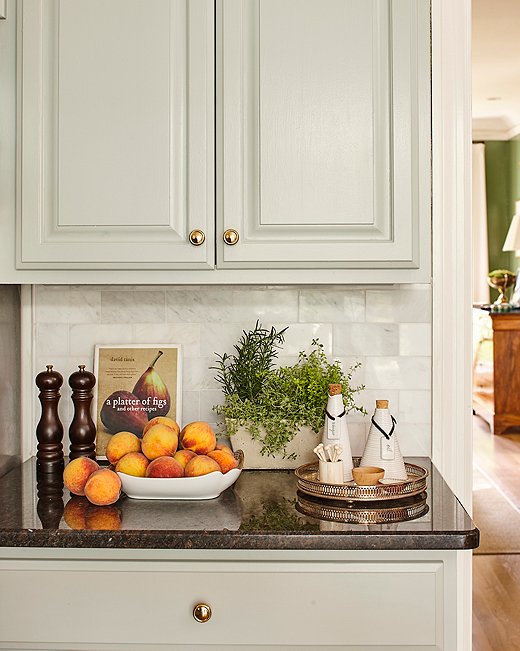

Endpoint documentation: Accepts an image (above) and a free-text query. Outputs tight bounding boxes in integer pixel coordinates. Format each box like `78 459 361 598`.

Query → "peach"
145 456 184 478
215 442 234 456
207 449 239 474
105 431 141 465
115 452 149 477
180 422 216 455
63 457 99 496
63 496 90 530
184 454 221 478
141 424 178 460
84 468 122 506
173 449 197 469
85 505 122 530
143 416 180 437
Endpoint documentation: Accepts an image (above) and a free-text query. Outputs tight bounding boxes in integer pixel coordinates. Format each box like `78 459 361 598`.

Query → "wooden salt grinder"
35 365 64 473
69 365 97 460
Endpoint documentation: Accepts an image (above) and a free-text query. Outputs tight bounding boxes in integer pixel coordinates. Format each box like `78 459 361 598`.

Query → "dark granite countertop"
0 457 478 551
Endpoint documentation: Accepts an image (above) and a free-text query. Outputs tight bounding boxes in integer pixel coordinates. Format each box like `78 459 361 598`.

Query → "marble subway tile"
199 322 251 358
69 324 133 357
278 323 333 356
333 323 399 357
231 287 299 323
183 357 219 391
181 391 200 425
34 286 71 324
299 288 365 323
101 291 165 323
394 423 431 457
67 289 101 323
399 323 431 356
334 356 367 387
364 357 431 391
35 324 69 356
366 286 431 323
167 287 235 322
35 287 101 324
399 390 431 423
167 286 299 324
199 390 225 424
356 389 399 421
133 323 200 358
347 422 367 457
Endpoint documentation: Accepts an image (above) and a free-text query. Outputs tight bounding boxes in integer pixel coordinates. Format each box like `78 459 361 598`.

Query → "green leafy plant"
211 321 288 401
212 326 365 458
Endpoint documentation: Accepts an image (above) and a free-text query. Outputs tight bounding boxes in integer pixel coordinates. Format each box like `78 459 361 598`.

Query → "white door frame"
431 1 472 650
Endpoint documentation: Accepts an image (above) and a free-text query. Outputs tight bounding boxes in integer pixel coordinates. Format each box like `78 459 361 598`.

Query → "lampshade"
503 200 520 253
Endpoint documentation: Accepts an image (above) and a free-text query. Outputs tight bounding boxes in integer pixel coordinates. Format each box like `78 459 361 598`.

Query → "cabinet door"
218 0 430 269
18 0 214 270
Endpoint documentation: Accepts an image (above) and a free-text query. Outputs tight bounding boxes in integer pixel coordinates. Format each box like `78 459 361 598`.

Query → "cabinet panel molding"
218 0 430 269
17 0 214 269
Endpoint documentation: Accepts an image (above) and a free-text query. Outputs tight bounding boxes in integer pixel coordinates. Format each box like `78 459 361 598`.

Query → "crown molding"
472 115 520 141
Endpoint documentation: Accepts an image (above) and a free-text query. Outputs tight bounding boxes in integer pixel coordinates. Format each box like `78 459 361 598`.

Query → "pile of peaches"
63 418 238 506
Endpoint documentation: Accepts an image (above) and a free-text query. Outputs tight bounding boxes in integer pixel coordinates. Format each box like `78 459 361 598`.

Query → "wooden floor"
473 417 520 651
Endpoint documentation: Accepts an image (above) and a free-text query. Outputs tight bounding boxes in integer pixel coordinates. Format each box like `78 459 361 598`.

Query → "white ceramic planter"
229 424 321 469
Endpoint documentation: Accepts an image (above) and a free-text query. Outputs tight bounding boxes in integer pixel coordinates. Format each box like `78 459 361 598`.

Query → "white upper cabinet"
17 0 214 269
218 0 430 271
15 0 430 280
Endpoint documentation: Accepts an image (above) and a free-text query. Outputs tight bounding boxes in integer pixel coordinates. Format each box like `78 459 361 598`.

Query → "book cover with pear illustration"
93 345 182 457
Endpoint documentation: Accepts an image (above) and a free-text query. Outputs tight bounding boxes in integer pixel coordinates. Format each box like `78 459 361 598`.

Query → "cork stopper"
376 400 389 409
329 384 342 396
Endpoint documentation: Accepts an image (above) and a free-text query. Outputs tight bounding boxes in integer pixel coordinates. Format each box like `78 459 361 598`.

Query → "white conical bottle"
321 384 353 482
361 400 407 481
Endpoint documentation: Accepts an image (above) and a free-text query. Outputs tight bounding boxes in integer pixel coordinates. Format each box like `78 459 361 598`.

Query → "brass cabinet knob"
189 229 205 246
223 229 240 245
193 603 212 623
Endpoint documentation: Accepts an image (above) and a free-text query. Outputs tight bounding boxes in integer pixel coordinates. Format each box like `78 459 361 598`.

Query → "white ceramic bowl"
117 467 242 500
116 451 244 501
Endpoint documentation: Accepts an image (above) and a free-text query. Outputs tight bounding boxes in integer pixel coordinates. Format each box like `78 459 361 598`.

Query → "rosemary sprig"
210 321 288 401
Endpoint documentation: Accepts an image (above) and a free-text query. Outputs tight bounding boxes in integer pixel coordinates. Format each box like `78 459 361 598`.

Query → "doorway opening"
472 1 520 648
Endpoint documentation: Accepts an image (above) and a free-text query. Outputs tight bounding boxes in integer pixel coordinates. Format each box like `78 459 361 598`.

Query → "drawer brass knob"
189 229 206 246
223 229 239 245
193 603 212 623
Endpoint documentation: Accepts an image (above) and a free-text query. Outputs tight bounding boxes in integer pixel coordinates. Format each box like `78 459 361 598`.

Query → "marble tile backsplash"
32 284 432 457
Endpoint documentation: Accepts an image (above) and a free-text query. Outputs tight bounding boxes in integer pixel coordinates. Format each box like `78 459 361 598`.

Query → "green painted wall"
484 141 517 276
509 137 520 270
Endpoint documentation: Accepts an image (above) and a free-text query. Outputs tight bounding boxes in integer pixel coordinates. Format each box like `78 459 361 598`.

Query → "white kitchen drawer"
0 559 445 649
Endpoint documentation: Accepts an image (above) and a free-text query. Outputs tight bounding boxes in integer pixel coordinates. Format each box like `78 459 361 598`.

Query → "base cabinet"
0 551 458 650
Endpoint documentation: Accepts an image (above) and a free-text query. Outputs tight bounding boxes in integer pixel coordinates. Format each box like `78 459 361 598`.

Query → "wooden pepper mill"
35 365 64 473
68 365 97 460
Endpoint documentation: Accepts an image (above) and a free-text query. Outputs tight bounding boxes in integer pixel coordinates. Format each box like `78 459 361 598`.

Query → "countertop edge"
0 528 480 551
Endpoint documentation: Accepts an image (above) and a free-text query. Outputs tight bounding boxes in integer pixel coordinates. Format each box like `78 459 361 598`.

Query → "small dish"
117 451 243 500
352 466 385 486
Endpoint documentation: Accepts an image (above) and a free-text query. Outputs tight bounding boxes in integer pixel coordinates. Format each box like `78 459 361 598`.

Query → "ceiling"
472 0 520 139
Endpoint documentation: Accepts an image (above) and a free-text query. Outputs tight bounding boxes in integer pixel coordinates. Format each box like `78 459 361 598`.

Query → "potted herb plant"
212 322 365 469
